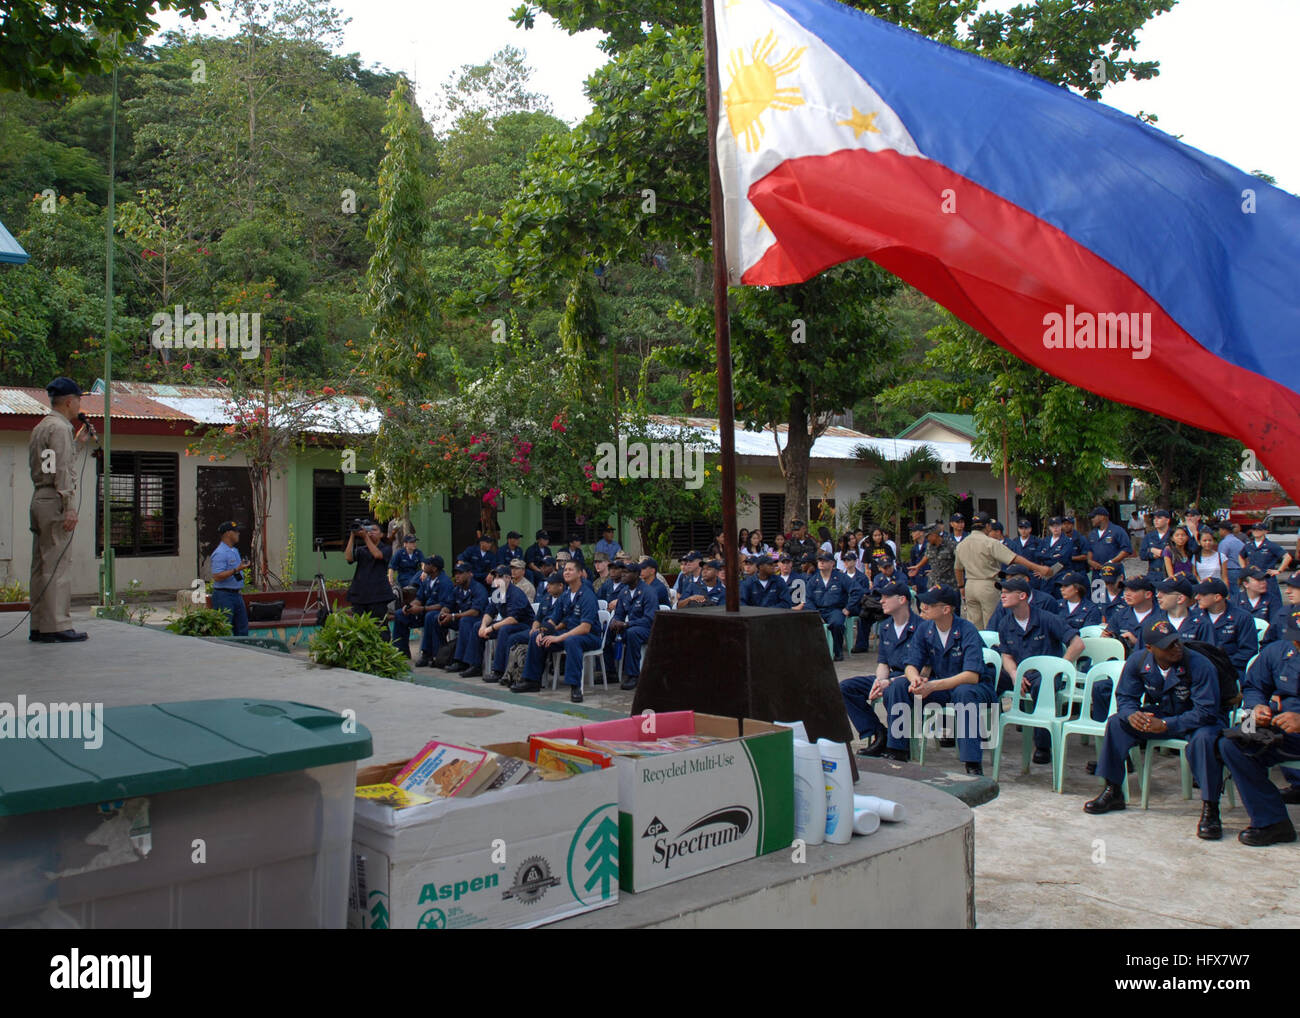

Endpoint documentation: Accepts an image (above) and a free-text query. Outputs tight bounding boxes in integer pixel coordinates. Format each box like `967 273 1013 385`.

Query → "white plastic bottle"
792 739 826 845
775 720 810 743
853 794 906 823
852 809 882 836
817 738 853 844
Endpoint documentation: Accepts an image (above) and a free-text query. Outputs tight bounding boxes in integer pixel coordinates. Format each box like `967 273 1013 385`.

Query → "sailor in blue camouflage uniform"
1139 509 1174 577
882 585 994 775
1036 517 1075 598
809 550 851 661
1193 578 1258 683
1237 566 1283 641
1085 619 1227 839
388 532 424 590
440 560 490 674
1219 620 1300 843
904 521 930 589
741 556 793 608
398 554 456 667
455 533 498 585
479 564 536 683
841 581 920 757
993 573 1084 765
1056 571 1103 634
1155 575 1215 644
1239 521 1291 603
511 559 601 703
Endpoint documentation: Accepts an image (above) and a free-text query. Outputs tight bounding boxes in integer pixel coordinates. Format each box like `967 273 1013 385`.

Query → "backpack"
1179 641 1242 712
503 642 528 687
434 637 457 668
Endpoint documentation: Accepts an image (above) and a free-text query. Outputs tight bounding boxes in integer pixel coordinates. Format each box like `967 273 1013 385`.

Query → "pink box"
531 710 698 745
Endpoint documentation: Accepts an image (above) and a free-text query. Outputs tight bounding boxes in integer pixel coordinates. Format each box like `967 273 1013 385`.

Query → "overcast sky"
155 0 1297 192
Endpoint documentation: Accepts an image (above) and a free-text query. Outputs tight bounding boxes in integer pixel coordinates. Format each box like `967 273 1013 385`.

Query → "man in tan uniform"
28 377 90 642
954 511 1051 630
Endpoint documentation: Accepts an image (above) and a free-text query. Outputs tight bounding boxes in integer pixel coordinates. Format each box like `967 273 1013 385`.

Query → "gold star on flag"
837 106 880 139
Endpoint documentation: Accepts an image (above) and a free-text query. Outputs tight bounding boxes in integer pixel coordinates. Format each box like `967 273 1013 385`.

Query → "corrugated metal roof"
646 415 986 464
0 387 192 420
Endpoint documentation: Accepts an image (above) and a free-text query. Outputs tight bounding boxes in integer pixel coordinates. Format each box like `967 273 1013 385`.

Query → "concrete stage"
0 618 974 928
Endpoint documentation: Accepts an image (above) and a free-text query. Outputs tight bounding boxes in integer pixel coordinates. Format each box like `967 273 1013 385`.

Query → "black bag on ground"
1181 640 1242 712
503 642 528 687
248 600 285 622
434 638 456 668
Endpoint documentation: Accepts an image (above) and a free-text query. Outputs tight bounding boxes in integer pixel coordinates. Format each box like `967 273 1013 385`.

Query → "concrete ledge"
550 772 973 929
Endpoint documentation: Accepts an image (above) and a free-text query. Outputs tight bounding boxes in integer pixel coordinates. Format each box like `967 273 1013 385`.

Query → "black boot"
462 664 483 678
1238 818 1298 846
965 761 984 776
857 732 887 758
1084 782 1126 814
415 654 432 668
1197 801 1222 840
881 747 909 762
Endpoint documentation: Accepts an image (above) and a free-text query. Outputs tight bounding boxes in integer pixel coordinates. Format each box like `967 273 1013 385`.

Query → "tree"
1117 411 1242 512
0 0 209 98
495 0 1177 530
851 446 956 540
880 315 1125 515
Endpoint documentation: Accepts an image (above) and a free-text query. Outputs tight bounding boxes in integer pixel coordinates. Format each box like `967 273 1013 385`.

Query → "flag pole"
703 0 741 612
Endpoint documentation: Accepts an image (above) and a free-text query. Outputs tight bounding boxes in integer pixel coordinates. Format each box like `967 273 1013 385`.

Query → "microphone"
77 412 99 442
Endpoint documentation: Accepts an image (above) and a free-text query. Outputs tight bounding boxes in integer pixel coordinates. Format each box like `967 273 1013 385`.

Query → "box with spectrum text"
529 712 793 893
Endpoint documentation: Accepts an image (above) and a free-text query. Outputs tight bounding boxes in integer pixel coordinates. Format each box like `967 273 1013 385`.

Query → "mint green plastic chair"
992 655 1075 789
1061 636 1126 712
1140 737 1238 810
979 630 999 648
1079 625 1105 639
1254 617 1270 640
1057 661 1129 796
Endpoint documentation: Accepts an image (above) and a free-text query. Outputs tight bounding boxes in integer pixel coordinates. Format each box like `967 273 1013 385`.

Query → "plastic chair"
1255 617 1270 639
979 630 1000 648
550 609 612 692
992 655 1075 789
597 599 608 612
1079 625 1105 639
1061 637 1126 712
1057 661 1128 796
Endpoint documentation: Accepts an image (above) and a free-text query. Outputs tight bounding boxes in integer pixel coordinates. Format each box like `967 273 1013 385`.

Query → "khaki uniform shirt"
514 577 536 603
954 528 1015 582
29 412 78 511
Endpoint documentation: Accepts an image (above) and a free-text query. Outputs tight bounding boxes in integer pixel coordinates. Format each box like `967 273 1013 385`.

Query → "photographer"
211 521 250 636
345 519 392 630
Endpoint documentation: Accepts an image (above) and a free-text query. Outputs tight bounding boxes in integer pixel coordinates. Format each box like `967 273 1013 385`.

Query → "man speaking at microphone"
28 377 91 643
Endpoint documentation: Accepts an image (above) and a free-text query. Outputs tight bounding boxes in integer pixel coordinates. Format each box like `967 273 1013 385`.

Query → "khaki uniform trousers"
29 489 73 633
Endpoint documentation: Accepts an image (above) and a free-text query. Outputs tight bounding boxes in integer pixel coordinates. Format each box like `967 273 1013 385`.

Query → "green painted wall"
288 449 546 584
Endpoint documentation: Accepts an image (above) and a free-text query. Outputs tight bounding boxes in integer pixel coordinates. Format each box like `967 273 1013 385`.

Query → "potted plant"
0 579 30 612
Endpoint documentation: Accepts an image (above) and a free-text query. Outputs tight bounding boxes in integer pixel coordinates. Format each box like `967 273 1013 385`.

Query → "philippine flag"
713 0 1300 499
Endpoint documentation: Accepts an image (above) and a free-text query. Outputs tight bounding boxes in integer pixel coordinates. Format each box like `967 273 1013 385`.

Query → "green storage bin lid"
0 699 372 817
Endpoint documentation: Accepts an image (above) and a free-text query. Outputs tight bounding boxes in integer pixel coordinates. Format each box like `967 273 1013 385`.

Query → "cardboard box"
348 745 619 929
530 712 793 893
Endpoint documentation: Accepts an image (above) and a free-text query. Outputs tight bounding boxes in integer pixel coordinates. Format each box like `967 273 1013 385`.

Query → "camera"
349 518 366 534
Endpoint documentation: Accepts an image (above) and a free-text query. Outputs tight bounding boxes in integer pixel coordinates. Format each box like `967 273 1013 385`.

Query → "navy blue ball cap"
424 554 444 568
216 520 243 536
841 551 857 562
817 551 834 562
879 581 909 598
506 530 522 540
1059 571 1088 590
477 534 493 544
1125 574 1155 592
492 564 510 575
1089 505 1110 518
1099 563 1123 583
1156 576 1195 598
453 560 472 573
1144 617 1181 649
1153 509 1171 519
46 376 82 398
996 576 1032 593
1062 515 1076 524
998 564 1033 579
1017 519 1032 529
639 557 659 571
919 584 960 608
545 572 565 585
1244 565 1269 580
1286 573 1300 589
949 513 965 523
403 533 419 542
535 529 550 540
1194 578 1227 597
704 558 724 570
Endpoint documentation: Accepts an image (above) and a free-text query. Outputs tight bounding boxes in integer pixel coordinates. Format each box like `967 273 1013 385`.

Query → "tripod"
295 539 333 645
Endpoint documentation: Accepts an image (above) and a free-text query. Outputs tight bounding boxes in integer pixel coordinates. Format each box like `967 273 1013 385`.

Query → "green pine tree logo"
583 816 619 899
369 890 390 929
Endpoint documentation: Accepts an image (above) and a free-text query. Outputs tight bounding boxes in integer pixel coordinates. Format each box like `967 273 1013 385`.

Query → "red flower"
551 415 566 433
591 481 604 493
